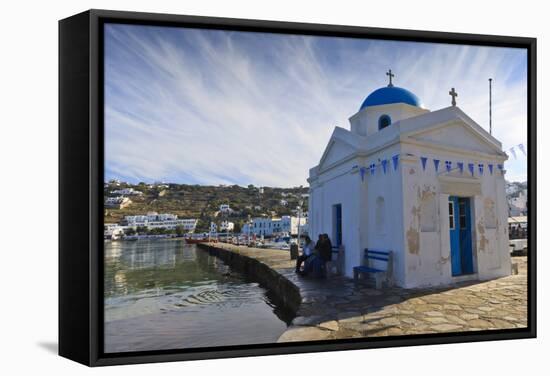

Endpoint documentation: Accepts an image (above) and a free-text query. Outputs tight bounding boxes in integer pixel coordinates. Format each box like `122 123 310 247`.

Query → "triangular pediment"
317 127 359 171
402 107 506 157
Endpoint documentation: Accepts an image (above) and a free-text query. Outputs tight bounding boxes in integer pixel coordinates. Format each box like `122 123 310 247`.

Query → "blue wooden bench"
353 248 393 288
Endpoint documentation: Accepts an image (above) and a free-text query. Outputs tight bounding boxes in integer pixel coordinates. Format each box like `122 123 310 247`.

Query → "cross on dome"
386 69 395 87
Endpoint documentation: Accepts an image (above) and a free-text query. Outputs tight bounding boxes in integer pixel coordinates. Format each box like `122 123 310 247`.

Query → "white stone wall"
359 144 406 285
309 143 406 281
309 158 362 277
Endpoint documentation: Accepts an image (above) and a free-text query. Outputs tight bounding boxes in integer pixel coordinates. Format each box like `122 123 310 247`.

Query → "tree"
233 222 242 233
175 225 185 237
124 227 136 236
136 226 148 235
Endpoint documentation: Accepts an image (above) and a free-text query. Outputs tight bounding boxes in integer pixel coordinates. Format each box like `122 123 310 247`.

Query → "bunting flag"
392 155 399 171
421 157 428 171
497 142 528 159
445 160 452 173
433 159 440 172
355 155 509 179
468 163 475 176
381 159 388 174
360 167 367 181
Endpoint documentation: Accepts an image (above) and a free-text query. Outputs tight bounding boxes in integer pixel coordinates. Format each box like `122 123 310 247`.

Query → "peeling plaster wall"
400 154 451 288
471 169 511 279
400 143 510 288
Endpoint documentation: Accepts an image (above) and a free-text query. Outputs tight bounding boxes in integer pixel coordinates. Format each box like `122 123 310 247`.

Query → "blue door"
449 196 474 276
334 204 342 246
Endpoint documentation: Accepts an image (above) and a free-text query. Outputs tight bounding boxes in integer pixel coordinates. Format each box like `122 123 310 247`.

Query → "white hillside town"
103 212 198 240
308 71 511 288
241 215 308 238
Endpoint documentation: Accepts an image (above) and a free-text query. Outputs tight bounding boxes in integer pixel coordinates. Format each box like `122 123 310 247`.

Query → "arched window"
378 115 391 130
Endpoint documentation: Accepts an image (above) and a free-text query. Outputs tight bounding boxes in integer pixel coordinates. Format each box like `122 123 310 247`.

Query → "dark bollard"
290 244 299 260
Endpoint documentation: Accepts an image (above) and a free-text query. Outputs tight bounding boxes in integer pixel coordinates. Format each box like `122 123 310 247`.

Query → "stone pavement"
205 244 527 342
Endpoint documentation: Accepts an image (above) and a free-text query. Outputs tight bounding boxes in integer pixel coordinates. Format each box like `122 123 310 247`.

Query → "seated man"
320 233 333 263
295 236 314 273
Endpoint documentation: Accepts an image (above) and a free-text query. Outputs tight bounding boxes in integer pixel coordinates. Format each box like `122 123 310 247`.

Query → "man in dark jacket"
320 233 333 262
314 234 323 256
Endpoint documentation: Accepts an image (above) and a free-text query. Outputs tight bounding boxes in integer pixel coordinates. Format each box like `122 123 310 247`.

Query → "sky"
104 23 528 187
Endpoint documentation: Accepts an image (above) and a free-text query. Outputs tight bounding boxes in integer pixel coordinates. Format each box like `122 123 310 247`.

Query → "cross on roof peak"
449 87 458 106
386 69 395 87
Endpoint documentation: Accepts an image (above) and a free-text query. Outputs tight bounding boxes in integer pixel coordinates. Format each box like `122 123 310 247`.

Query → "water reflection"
104 239 292 353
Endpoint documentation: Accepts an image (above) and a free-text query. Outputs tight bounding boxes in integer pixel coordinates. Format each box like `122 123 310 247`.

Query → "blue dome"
360 86 421 110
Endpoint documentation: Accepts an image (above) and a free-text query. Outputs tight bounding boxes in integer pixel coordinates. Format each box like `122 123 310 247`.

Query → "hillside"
104 182 309 232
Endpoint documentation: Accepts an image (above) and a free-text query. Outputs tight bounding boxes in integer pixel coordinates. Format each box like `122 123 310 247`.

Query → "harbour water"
104 239 292 353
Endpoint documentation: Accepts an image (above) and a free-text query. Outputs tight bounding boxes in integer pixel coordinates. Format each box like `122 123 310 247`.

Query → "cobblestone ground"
210 244 527 342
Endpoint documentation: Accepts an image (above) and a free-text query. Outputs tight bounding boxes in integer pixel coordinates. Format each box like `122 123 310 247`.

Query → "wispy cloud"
104 24 528 186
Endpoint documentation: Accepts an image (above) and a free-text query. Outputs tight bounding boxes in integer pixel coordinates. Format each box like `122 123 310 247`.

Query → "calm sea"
104 239 292 353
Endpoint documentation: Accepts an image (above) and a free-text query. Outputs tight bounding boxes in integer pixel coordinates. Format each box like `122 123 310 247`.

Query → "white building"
105 196 132 209
104 223 125 239
308 75 510 288
509 190 527 216
219 220 235 232
210 222 218 233
219 204 233 214
124 212 197 232
241 215 307 237
111 187 143 196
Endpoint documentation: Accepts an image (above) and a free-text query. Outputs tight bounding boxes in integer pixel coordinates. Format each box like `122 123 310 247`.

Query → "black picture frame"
59 9 537 367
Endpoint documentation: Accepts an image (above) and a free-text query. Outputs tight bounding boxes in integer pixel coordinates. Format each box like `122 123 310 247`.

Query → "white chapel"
307 71 511 288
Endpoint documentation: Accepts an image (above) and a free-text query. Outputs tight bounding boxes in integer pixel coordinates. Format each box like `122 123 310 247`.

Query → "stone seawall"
197 243 302 313
197 244 527 342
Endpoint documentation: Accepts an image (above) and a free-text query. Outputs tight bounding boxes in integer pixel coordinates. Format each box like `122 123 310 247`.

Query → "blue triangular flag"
421 157 428 171
370 163 376 175
457 162 464 174
518 144 526 156
488 164 493 175
381 159 388 174
509 147 517 159
478 163 484 175
392 155 399 171
433 159 440 172
497 164 504 174
445 160 452 172
468 163 474 176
